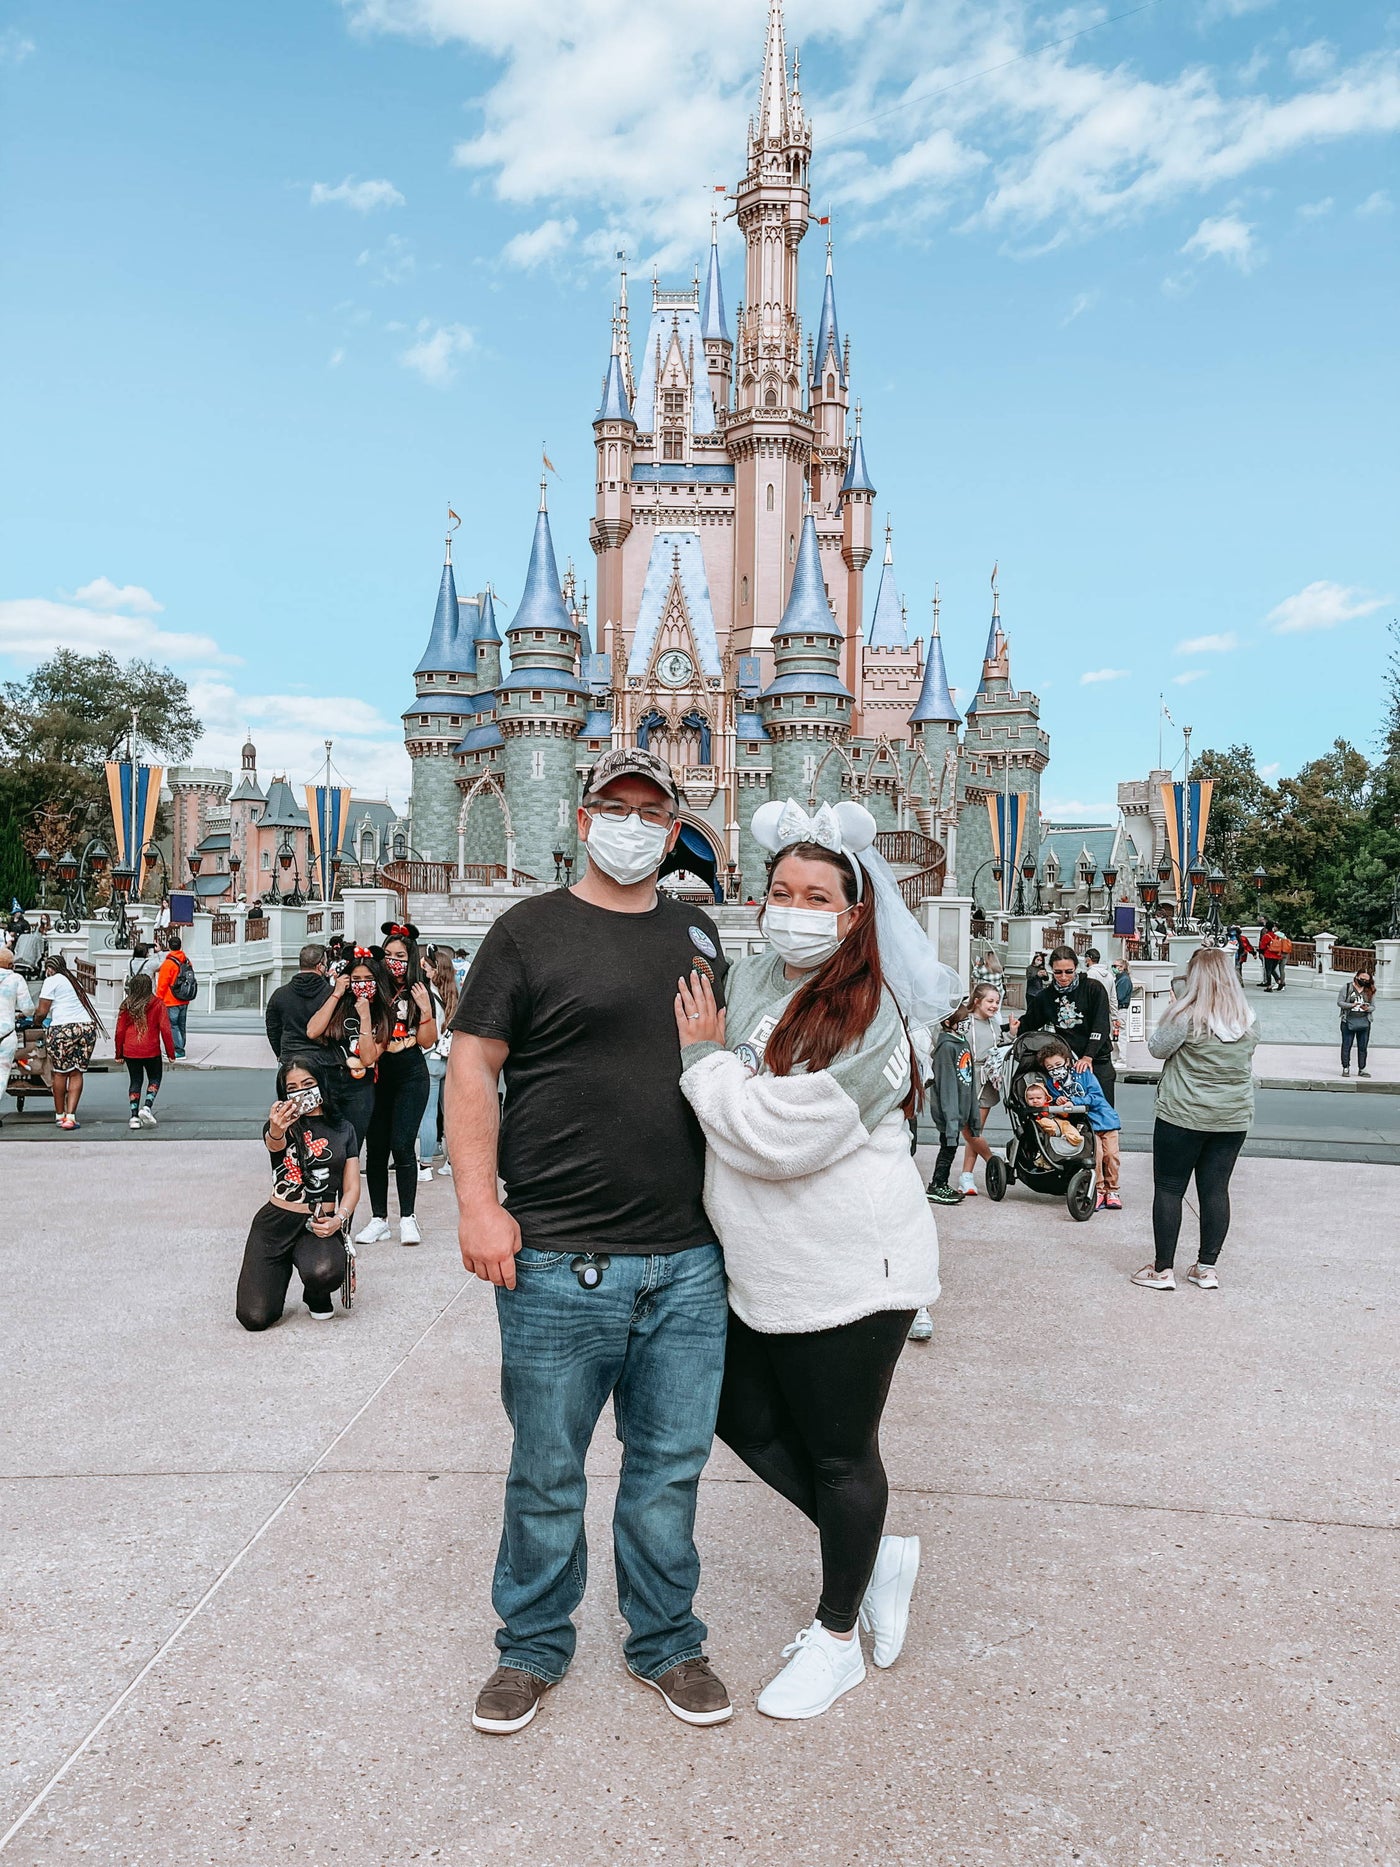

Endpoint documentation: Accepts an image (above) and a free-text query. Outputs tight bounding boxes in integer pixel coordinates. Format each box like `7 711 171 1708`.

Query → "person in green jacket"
1133 946 1258 1292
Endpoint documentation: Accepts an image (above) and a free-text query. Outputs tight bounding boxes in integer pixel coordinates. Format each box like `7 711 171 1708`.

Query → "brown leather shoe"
471 1666 553 1734
630 1657 733 1726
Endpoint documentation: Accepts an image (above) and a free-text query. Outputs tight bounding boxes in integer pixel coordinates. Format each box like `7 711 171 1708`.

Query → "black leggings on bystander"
366 1046 430 1220
1152 1117 1247 1272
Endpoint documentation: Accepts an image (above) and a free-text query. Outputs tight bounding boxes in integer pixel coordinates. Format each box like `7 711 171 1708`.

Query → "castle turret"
956 571 1050 904
839 403 876 698
759 513 852 810
809 232 849 492
591 305 637 652
701 211 733 417
473 585 502 694
407 540 478 860
497 482 587 882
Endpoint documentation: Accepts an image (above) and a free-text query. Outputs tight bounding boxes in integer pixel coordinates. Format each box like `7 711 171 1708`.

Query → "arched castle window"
741 576 749 604
826 374 835 397
607 443 617 477
764 388 777 409
765 483 774 511
788 534 796 563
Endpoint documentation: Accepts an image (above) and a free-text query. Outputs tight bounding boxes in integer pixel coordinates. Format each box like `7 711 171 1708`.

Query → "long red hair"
762 843 919 1115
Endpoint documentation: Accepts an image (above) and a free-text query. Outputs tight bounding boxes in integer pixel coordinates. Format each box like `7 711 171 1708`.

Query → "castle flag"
985 791 1029 912
1158 778 1213 910
105 758 163 894
305 785 354 902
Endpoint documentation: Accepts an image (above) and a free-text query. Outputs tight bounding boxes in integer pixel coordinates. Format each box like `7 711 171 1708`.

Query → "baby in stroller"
982 1030 1099 1221
1021 1077 1084 1151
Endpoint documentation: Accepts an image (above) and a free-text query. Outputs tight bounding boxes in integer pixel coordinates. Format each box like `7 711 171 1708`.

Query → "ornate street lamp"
277 833 306 906
1251 866 1267 894
34 846 52 909
1102 863 1118 895
1014 853 1036 917
552 846 566 883
228 853 243 902
108 862 135 949
1203 864 1227 936
187 852 203 882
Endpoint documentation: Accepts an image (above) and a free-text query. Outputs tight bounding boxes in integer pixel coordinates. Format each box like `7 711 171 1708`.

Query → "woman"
1227 926 1253 984
970 946 1003 992
355 921 437 1246
1338 969 1375 1079
416 947 458 1180
1257 922 1281 992
675 798 959 1720
235 1055 360 1329
1026 951 1049 1010
1134 946 1258 1292
957 982 1009 1196
115 971 175 1129
305 946 389 1145
35 955 104 1131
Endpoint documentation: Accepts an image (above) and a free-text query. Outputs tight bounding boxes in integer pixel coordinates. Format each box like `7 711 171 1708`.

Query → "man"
1020 943 1116 1104
264 944 333 1062
154 933 196 1060
11 917 46 980
0 947 36 1083
446 748 732 1737
1085 947 1114 996
452 947 469 990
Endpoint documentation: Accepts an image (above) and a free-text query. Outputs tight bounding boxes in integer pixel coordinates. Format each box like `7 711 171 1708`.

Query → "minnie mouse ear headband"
750 799 878 901
381 920 419 943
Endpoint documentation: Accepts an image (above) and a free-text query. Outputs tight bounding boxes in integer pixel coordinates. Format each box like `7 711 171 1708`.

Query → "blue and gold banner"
105 759 163 892
305 785 353 901
1159 779 1214 913
985 791 1029 911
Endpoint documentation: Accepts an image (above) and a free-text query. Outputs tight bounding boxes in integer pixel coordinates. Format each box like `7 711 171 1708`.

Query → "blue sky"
2 0 1396 816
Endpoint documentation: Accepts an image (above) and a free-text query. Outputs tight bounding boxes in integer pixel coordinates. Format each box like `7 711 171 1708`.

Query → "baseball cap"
582 747 680 809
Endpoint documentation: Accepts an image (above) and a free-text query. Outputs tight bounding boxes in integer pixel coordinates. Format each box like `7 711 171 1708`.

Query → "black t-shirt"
450 888 727 1253
263 1114 358 1208
1021 976 1113 1065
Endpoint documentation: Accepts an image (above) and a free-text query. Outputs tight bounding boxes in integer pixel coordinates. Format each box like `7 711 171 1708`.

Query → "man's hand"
459 1201 522 1289
1073 1056 1094 1074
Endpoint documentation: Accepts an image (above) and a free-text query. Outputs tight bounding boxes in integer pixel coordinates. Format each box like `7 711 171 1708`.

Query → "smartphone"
287 1085 322 1116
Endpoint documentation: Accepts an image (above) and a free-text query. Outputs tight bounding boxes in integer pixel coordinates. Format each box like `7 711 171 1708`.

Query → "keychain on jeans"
570 1253 610 1290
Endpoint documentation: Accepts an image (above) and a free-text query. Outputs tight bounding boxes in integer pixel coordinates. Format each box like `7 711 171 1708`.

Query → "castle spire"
617 260 635 401
756 0 790 146
701 210 730 343
867 518 905 648
910 587 960 725
811 226 845 388
841 402 876 498
414 549 472 677
596 308 632 421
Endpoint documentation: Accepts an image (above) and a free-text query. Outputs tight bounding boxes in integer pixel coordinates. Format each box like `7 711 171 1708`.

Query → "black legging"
236 1202 347 1330
125 1057 163 1104
340 1076 375 1150
1152 1118 1247 1271
366 1047 430 1219
717 1307 915 1634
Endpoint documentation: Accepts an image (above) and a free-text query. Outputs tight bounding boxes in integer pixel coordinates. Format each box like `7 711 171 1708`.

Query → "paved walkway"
1 1145 1393 1865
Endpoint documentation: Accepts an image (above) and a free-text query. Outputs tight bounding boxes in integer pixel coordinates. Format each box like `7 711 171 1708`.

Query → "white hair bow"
750 798 878 897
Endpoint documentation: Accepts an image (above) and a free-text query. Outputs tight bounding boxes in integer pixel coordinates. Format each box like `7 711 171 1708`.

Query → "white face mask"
764 903 844 970
583 810 671 887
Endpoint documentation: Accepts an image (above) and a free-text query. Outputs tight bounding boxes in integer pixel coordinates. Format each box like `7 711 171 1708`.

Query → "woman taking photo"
675 798 959 1720
1025 950 1049 1012
416 946 458 1180
1134 946 1258 1292
235 1055 360 1329
355 920 437 1246
35 955 104 1131
1338 968 1376 1078
305 946 389 1145
115 971 175 1129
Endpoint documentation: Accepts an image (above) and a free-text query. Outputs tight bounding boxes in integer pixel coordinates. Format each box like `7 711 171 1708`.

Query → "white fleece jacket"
680 949 939 1334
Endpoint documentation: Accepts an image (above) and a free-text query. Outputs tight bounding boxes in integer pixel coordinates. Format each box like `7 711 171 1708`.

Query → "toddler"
1040 1038 1123 1210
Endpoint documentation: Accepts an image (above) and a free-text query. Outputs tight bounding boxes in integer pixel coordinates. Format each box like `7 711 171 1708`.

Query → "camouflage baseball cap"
582 746 680 808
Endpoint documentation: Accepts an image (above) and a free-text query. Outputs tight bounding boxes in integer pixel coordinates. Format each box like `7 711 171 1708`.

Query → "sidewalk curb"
1119 1071 1400 1095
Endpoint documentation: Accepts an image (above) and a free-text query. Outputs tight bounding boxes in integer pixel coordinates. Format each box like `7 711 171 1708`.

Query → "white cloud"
1357 188 1392 215
1173 669 1207 685
1297 196 1333 219
188 680 410 806
1060 289 1098 325
355 233 415 284
399 321 475 387
1258 761 1280 778
1288 41 1336 82
1080 667 1130 684
309 176 405 212
1265 579 1389 633
1181 211 1260 270
1042 798 1120 820
0 28 36 63
1176 632 1240 653
0 597 231 666
501 216 578 268
327 346 347 368
69 576 164 615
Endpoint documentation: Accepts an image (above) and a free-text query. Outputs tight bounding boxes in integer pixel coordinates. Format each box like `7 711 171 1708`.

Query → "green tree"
0 805 36 912
1190 744 1275 921
0 650 200 848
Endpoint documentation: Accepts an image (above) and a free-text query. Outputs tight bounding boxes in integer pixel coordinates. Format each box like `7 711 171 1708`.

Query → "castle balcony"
680 766 720 808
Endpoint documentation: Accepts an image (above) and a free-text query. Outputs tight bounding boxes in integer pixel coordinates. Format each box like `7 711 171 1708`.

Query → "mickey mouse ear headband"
750 799 878 900
381 920 419 943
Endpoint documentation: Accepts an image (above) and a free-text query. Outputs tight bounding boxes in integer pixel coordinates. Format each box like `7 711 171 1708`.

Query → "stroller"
983 1030 1097 1222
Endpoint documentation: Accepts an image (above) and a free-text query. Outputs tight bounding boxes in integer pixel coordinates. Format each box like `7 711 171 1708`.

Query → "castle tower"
839 403 876 698
859 523 923 804
406 539 477 861
473 585 502 695
592 315 636 648
908 586 962 859
225 734 265 883
701 211 733 417
730 0 815 657
759 513 852 822
497 482 587 882
809 233 849 500
956 573 1050 906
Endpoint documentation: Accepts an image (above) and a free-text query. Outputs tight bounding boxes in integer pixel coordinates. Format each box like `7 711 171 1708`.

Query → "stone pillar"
1167 932 1202 976
1122 957 1177 1072
1313 932 1335 976
1374 938 1400 1000
921 894 972 986
341 886 397 950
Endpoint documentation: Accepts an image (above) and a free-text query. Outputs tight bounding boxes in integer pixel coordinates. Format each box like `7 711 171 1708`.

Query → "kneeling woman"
236 1056 360 1329
675 799 958 1720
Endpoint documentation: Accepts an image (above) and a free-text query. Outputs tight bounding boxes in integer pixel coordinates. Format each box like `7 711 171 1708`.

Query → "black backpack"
170 955 198 1003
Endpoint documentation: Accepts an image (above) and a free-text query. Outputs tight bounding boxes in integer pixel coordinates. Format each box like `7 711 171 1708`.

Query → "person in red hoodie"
115 972 176 1130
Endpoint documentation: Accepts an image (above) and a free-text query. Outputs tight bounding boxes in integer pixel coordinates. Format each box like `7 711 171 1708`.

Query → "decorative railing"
898 864 945 909
1287 940 1317 968
73 959 97 997
330 911 344 932
1331 945 1375 974
305 912 323 934
210 915 237 946
245 915 270 942
380 860 455 898
874 830 944 869
1072 929 1091 955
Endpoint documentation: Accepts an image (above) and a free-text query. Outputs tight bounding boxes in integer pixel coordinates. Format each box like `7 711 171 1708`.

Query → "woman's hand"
331 971 350 998
410 982 433 1016
675 969 725 1048
308 1208 345 1238
268 1098 298 1139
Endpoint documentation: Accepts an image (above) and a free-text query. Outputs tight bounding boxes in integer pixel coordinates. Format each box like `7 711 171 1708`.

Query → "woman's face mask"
385 953 409 980
350 977 376 1001
763 904 844 970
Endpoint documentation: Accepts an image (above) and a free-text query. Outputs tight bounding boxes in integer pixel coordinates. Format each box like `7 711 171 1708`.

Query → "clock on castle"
403 0 1050 906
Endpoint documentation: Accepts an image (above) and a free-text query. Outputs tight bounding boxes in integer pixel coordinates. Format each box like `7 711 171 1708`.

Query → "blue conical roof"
415 557 475 676
774 515 840 641
701 235 729 343
811 259 844 387
910 624 960 724
476 586 501 645
867 531 905 648
841 430 875 496
596 350 632 421
455 597 479 675
509 504 579 639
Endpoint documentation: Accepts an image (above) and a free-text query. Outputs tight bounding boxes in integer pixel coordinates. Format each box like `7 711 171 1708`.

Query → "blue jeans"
417 1052 446 1160
491 1242 727 1684
167 1003 187 1056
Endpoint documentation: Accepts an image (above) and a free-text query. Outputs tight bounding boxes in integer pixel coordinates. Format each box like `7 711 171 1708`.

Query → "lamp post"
228 853 242 903
33 847 52 910
562 854 574 884
54 838 110 931
968 858 1004 919
726 861 739 903
1204 864 1228 937
277 834 306 907
109 862 136 949
1013 853 1036 917
141 840 169 903
552 846 565 884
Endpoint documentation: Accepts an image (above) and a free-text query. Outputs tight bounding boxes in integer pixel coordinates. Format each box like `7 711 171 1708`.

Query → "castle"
405 0 1050 906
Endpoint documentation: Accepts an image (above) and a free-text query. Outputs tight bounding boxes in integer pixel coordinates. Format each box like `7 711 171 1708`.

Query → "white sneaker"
1186 1263 1220 1290
399 1215 422 1246
436 1162 453 1177
859 1535 921 1668
958 1172 977 1196
129 1115 141 1130
907 1307 934 1343
138 1106 158 1127
1130 1265 1176 1291
417 1165 434 1184
757 1621 866 1720
355 1217 392 1244
305 1303 334 1321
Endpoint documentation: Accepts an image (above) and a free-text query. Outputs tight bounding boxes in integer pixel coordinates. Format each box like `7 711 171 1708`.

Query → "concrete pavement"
1 1142 1394 1865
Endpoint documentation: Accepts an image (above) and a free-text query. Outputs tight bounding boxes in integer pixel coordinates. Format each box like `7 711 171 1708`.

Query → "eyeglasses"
587 802 674 829
1050 966 1077 979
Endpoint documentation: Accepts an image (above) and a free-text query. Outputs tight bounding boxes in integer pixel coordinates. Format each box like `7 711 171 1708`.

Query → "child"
114 971 175 1130
927 1001 976 1207
1020 1076 1082 1147
1040 1037 1123 1210
958 982 1015 1196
